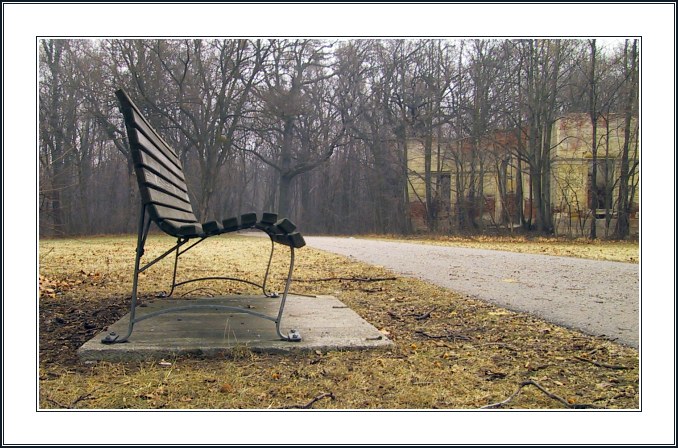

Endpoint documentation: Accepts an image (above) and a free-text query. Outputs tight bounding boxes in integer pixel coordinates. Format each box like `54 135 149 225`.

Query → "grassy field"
39 234 638 409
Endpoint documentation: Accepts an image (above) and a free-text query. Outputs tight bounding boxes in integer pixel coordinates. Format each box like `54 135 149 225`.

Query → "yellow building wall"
406 138 521 223
551 113 639 218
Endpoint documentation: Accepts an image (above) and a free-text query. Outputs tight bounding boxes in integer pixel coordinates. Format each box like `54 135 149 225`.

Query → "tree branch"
481 380 597 409
281 392 335 409
294 276 397 283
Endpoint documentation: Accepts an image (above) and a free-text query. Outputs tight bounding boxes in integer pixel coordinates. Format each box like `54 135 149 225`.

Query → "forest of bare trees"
39 38 639 238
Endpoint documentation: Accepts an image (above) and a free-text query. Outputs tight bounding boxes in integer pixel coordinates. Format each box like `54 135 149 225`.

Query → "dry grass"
39 234 639 409
365 234 639 263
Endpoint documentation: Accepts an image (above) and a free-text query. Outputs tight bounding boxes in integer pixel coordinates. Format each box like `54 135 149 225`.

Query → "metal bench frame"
103 89 304 344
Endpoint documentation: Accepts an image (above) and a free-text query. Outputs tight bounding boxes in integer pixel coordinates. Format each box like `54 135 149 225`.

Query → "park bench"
102 89 306 344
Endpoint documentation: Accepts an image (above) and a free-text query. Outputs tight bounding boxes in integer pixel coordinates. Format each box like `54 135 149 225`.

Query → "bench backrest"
116 89 201 237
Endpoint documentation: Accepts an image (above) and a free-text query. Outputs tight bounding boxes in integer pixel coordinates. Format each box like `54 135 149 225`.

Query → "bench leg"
262 238 278 297
166 239 183 298
274 246 301 342
102 204 150 344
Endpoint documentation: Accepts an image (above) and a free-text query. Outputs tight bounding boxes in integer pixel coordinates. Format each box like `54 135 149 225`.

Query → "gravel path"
304 237 639 348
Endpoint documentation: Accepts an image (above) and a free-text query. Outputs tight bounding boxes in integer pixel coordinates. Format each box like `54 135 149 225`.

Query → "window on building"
484 195 496 214
588 159 615 216
435 173 451 212
504 192 520 221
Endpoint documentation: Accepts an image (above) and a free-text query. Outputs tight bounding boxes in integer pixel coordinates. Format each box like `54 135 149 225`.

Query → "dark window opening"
588 159 615 218
435 173 451 213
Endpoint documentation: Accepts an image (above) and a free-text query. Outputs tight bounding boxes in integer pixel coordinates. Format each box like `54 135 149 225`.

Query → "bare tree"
244 39 347 217
38 38 637 238
110 39 266 220
614 39 639 239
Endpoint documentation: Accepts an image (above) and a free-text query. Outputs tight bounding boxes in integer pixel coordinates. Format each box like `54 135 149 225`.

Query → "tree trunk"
516 157 525 228
278 174 293 217
588 39 598 239
615 39 638 239
541 121 554 233
424 135 435 231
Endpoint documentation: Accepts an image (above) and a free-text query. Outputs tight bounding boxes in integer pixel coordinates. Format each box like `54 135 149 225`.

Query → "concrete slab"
78 295 392 361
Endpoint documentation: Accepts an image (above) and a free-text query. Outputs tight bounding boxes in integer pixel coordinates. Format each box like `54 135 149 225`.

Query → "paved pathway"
304 237 639 348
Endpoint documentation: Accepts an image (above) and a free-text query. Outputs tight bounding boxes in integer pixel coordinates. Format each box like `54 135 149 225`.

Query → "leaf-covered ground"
38 234 639 409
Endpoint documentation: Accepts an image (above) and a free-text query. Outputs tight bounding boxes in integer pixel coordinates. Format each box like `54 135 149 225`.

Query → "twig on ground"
481 380 597 409
281 392 335 409
574 356 631 370
415 330 471 341
44 393 94 409
295 277 397 283
359 287 384 293
40 247 55 262
412 307 436 320
71 393 94 407
45 397 70 409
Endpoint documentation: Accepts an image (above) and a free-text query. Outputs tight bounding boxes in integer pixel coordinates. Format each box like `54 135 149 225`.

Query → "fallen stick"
45 398 70 409
281 392 335 409
71 393 94 407
295 277 397 283
574 356 631 370
45 393 94 409
414 307 436 320
481 380 596 409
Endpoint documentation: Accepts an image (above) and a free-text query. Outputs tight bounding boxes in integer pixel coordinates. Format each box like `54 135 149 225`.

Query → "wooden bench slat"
157 219 204 237
142 185 195 214
130 109 182 170
136 166 190 202
134 130 186 182
127 105 179 157
148 203 199 223
133 147 189 196
129 106 180 160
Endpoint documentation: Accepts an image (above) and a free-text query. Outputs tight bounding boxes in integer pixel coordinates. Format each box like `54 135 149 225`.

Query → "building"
406 113 639 236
